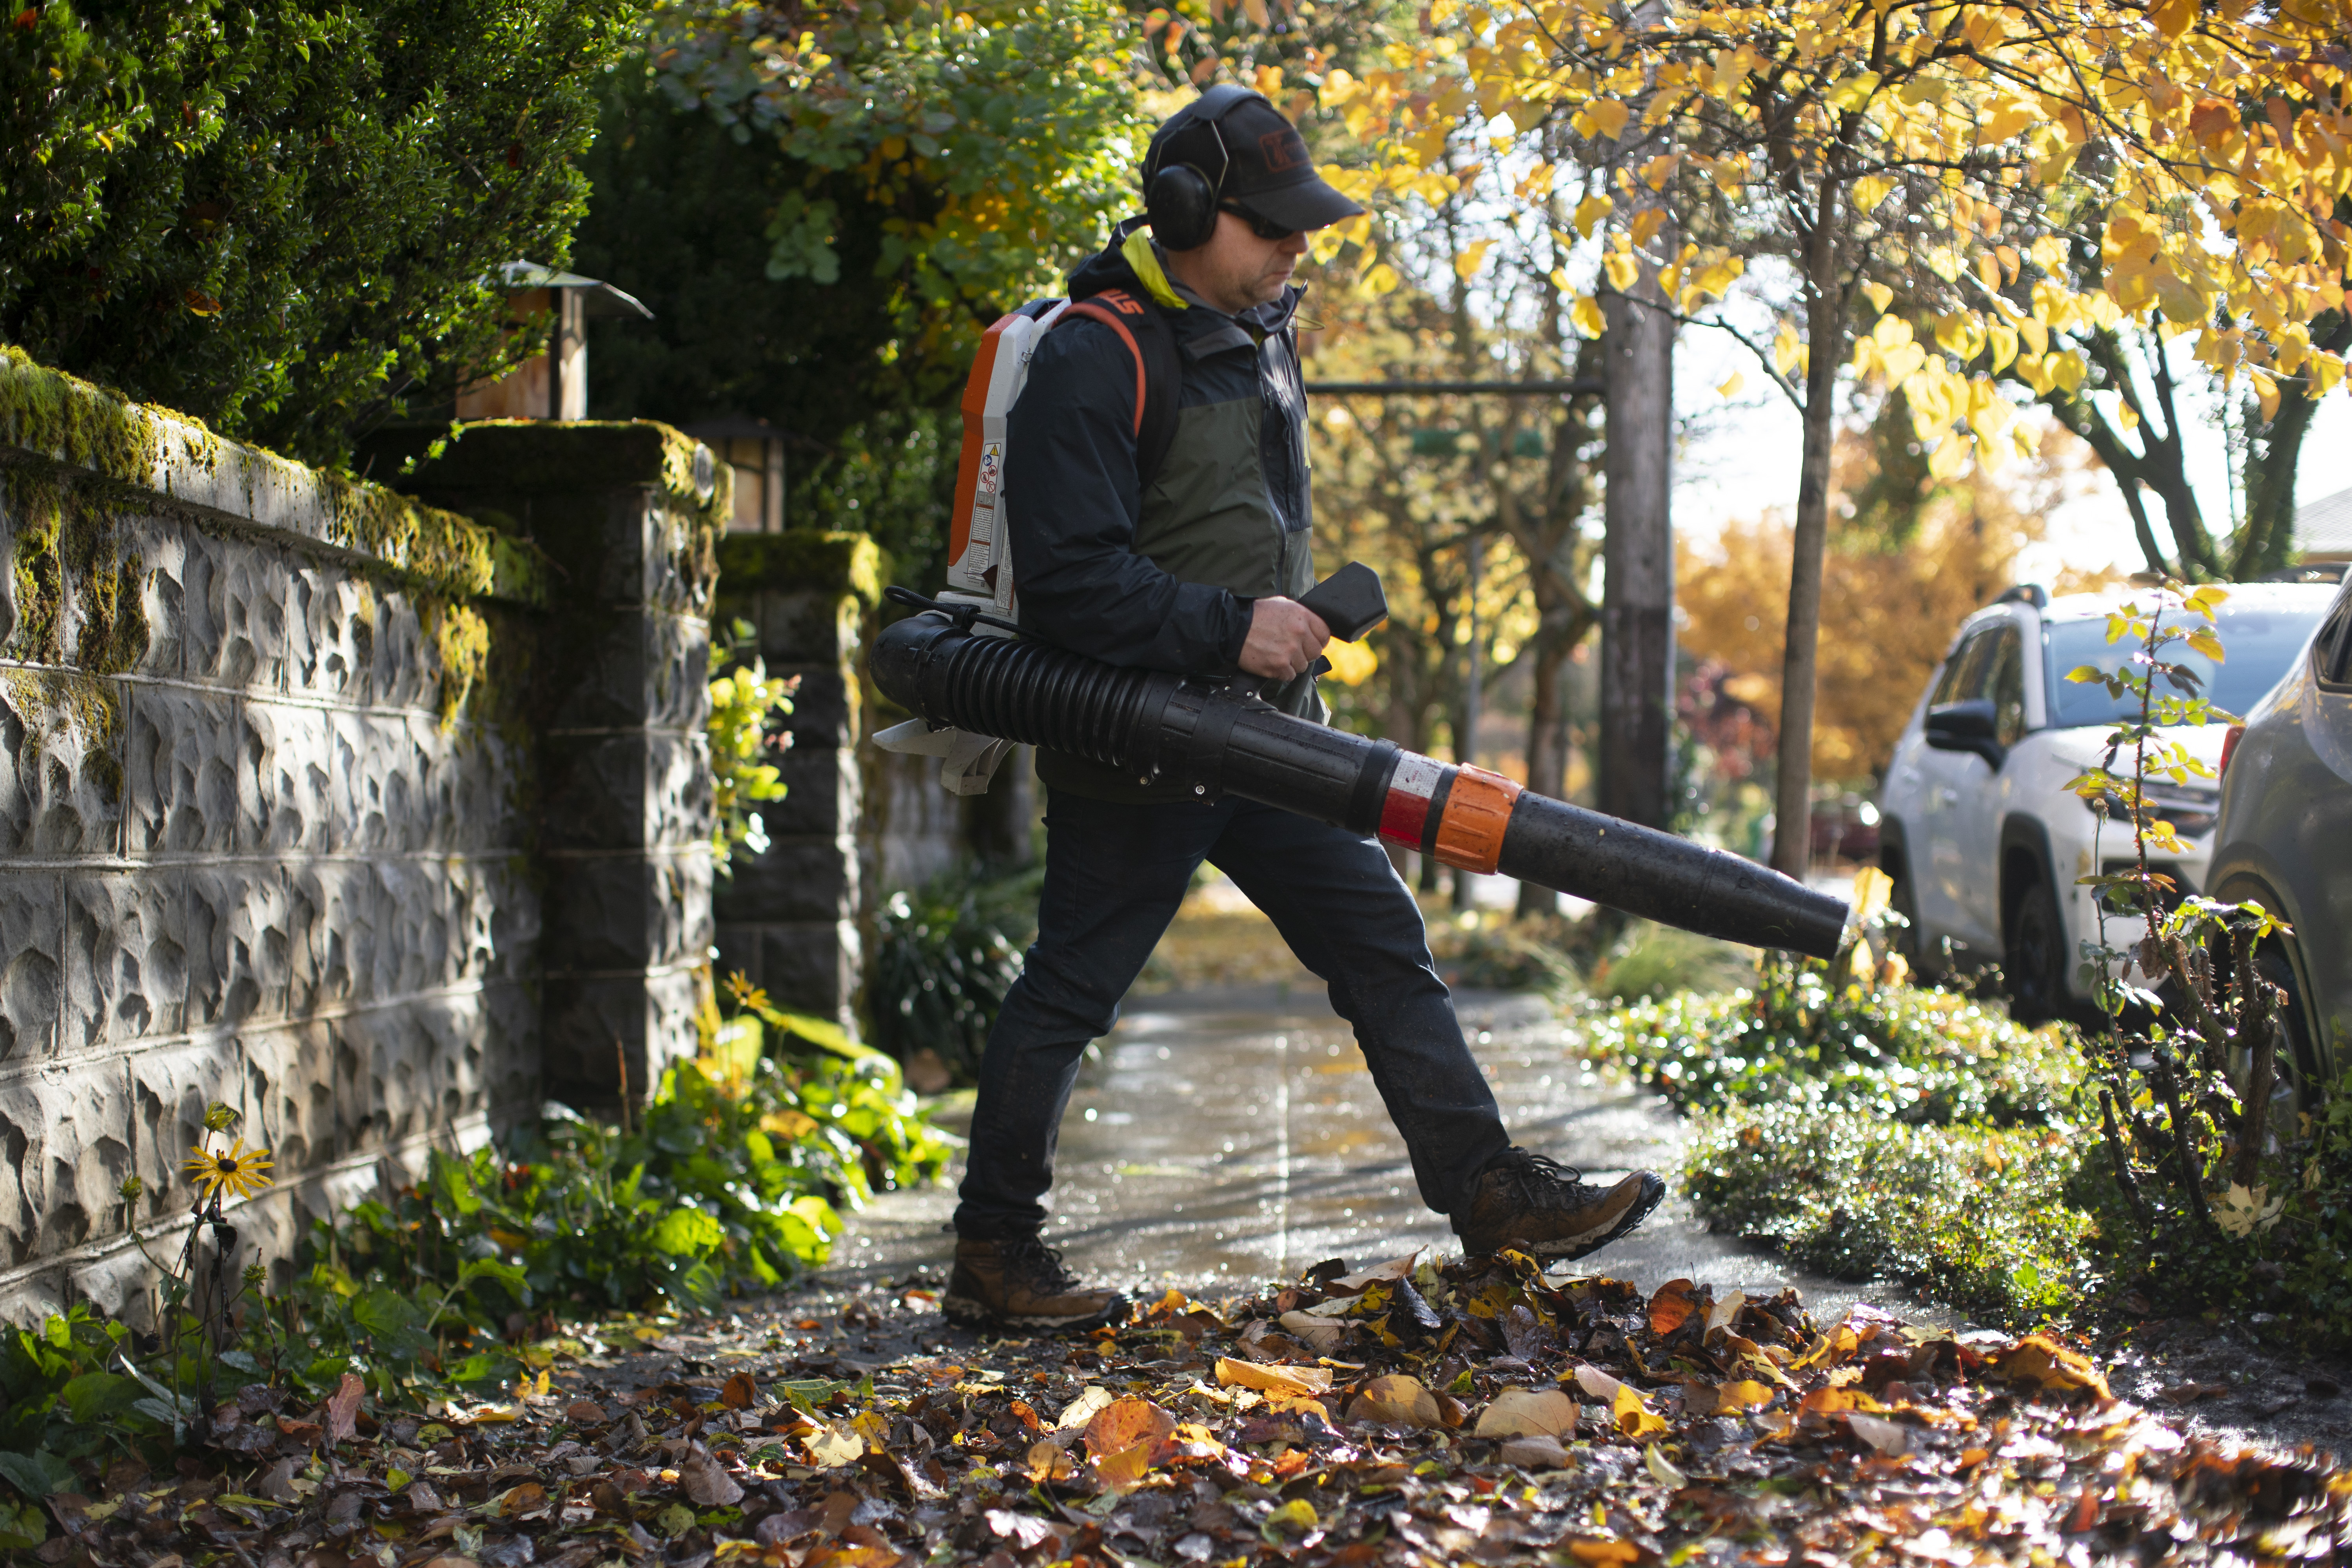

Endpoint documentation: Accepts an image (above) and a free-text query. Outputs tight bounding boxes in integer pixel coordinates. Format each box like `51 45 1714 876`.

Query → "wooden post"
1599 289 1675 832
1599 0 1677 838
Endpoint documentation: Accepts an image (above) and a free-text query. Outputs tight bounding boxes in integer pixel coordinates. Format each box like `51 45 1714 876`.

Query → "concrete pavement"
828 982 1944 1327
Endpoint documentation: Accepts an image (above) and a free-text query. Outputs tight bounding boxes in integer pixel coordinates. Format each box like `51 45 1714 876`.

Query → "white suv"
1876 583 2338 1023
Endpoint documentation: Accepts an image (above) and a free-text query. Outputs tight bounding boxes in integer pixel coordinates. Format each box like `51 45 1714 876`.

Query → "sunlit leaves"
646 0 1140 348
1336 0 2352 485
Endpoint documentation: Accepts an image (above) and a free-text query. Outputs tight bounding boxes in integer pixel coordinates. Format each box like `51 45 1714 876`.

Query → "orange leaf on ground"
1083 1397 1176 1460
1572 1363 1625 1401
1992 1336 2113 1401
1024 1439 1076 1483
1093 1442 1153 1489
1798 1384 1887 1417
1648 1278 1698 1337
1613 1384 1668 1439
323 1374 364 1445
1498 1434 1571 1469
1473 1388 1578 1437
721 1372 759 1409
1713 1380 1777 1414
495 1483 547 1518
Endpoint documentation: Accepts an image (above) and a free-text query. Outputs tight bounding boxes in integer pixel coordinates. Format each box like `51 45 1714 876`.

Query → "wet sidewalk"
830 982 1941 1326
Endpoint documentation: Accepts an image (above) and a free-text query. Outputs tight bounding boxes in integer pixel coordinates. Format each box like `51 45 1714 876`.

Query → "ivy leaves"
1 0 637 468
644 0 1142 358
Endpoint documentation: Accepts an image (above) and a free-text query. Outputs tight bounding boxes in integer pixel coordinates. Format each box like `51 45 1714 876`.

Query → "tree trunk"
1771 194 1846 880
1517 635 1573 917
2236 311 2349 578
1599 289 1675 831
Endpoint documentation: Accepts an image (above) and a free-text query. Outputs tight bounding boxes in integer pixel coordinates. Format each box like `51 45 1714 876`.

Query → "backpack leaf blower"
869 567 1850 958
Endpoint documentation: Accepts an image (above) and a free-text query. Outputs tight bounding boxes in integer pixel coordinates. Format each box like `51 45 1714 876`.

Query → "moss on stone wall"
427 600 493 731
715 531 886 607
1 667 126 801
0 342 544 610
0 343 549 722
8 467 66 662
0 347 162 486
377 420 730 610
2 465 152 674
319 469 501 601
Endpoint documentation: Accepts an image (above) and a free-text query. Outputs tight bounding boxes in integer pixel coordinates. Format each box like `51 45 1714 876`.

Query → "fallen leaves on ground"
18 1257 2351 1568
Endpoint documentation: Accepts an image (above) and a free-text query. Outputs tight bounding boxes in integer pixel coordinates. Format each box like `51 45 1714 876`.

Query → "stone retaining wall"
0 350 722 1325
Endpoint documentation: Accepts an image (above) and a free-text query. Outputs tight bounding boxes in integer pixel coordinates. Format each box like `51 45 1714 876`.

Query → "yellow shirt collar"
1120 229 1189 311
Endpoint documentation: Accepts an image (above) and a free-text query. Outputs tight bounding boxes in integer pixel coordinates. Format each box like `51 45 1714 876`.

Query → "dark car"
2207 570 2352 1105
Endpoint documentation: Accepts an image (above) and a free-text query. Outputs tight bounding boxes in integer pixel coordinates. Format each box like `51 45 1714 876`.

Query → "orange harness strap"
1057 292 1150 439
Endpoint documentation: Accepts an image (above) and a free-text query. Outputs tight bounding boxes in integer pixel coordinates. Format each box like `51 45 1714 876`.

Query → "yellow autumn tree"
1680 417 2113 781
1328 0 2352 873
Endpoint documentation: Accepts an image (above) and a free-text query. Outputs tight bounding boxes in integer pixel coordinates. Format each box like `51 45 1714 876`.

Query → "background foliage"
575 0 1143 584
868 860 1040 1089
0 989 949 1530
1676 404 2115 784
1 0 632 468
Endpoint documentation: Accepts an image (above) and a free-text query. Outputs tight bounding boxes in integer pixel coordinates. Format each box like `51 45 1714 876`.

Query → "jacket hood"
1068 220 1302 334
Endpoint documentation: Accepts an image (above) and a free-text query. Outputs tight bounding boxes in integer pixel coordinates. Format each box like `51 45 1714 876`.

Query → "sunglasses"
1220 200 1299 241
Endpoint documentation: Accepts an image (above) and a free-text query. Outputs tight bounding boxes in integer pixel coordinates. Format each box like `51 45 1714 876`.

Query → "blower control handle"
1296 562 1388 644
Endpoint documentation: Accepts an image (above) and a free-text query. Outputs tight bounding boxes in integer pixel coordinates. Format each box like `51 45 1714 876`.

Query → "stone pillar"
708 532 879 1031
393 423 724 1107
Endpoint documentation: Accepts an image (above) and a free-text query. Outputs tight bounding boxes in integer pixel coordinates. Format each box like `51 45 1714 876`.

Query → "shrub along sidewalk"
1583 937 2103 1326
1583 903 2352 1352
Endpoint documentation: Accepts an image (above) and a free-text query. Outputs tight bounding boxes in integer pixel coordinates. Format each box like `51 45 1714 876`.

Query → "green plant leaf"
60 1370 138 1425
352 1285 421 1338
0 1496 44 1550
430 1150 485 1218
0 1449 77 1498
648 1208 725 1259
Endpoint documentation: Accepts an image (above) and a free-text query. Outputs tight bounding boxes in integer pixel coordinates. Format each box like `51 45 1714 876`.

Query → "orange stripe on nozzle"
1432 764 1522 875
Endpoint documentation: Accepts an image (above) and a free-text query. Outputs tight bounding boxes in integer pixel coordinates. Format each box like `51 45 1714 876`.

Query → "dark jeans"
953 788 1511 1240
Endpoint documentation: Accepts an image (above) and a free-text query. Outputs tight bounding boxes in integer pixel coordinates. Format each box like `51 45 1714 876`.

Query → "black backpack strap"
1056 288 1183 490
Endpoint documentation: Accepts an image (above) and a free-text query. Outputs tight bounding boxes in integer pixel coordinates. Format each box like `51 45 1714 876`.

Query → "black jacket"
1004 232 1314 687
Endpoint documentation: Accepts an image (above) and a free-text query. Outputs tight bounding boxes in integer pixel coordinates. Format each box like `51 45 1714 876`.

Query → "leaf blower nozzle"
869 604 1849 959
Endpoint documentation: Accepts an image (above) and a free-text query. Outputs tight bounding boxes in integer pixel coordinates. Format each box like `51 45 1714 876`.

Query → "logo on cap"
1258 128 1307 172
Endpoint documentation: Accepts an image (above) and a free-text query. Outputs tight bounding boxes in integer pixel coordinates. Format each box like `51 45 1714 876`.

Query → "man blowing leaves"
943 88 1664 1332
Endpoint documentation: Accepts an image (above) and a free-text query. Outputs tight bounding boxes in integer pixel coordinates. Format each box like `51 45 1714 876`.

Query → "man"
941 87 1664 1332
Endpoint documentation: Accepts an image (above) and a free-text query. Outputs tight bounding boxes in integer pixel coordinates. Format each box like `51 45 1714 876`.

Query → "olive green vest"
1036 387 1322 804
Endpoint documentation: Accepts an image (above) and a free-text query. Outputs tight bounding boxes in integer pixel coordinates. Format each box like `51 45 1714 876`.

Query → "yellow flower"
184 1140 274 1201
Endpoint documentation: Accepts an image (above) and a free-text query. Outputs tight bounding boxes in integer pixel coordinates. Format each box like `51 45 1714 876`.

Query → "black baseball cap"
1145 86 1366 234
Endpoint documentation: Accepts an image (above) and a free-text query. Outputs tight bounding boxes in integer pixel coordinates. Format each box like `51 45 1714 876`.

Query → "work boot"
1454 1147 1665 1261
942 1233 1129 1332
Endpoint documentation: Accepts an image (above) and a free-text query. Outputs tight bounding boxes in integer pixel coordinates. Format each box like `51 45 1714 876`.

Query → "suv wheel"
2254 936 2325 1117
2212 879 2328 1120
2004 870 2067 1027
1880 838 1938 980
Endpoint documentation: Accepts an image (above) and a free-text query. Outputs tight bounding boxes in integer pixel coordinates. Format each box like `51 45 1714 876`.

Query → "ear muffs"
1145 162 1220 252
1141 85 1267 252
